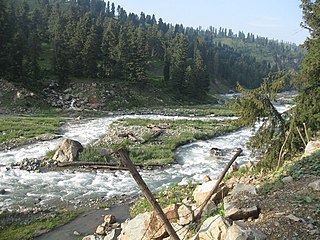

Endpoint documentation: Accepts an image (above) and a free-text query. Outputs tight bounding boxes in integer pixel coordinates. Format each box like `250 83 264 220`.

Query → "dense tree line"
0 0 304 100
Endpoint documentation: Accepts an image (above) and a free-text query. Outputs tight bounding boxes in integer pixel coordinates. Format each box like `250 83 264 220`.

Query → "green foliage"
292 1 320 150
79 147 114 163
259 150 320 195
45 149 55 159
230 71 289 170
0 117 64 143
224 165 251 181
259 177 284 195
288 150 320 178
123 118 239 165
0 210 79 240
91 118 238 165
130 182 196 217
231 71 287 126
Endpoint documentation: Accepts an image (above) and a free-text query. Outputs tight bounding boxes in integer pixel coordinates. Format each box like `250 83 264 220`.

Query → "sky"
107 0 309 45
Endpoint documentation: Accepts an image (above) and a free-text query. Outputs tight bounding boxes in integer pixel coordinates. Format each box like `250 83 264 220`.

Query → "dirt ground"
228 175 320 240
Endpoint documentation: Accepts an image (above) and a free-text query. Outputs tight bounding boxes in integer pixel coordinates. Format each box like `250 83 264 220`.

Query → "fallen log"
57 161 163 170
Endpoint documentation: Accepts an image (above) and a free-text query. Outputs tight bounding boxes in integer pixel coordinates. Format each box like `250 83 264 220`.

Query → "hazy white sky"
107 0 309 45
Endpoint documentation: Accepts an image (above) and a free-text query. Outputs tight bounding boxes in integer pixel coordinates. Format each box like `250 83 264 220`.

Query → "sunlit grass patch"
0 117 65 143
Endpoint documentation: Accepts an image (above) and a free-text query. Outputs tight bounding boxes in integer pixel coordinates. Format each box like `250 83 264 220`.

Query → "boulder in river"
52 139 84 162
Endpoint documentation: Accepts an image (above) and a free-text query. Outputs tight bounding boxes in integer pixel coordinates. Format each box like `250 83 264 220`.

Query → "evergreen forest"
0 0 305 102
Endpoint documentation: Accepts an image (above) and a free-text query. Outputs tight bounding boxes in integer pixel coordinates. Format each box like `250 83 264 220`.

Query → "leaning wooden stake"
303 122 310 143
277 129 291 170
194 148 243 220
296 126 307 147
118 148 180 240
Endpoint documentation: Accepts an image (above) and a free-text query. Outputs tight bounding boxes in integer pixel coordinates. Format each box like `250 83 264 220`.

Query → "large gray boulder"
52 138 84 162
178 204 194 226
224 183 259 220
163 223 190 240
195 215 231 240
193 180 229 207
225 221 267 240
145 204 179 239
308 179 320 191
231 183 257 195
118 212 150 240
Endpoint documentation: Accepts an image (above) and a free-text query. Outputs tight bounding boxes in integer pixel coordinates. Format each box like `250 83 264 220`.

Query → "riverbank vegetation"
0 117 65 150
80 118 240 165
0 210 80 240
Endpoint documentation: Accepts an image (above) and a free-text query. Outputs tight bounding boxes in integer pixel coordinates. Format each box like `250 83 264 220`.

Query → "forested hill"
0 0 304 102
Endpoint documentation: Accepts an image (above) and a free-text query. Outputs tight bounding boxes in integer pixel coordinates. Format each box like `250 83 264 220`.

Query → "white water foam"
0 103 290 210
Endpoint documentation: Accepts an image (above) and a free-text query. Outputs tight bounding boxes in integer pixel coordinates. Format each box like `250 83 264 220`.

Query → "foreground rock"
145 204 179 239
225 221 267 240
177 204 193 226
192 180 229 207
195 215 230 240
224 183 260 220
308 179 320 191
118 212 150 240
304 141 320 157
52 138 84 162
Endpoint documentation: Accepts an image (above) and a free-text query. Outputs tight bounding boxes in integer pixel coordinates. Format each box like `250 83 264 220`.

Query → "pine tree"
25 9 42 80
48 2 69 84
292 0 320 144
171 33 189 95
191 48 209 100
0 0 8 76
101 18 119 77
231 71 288 169
163 42 171 83
82 25 100 77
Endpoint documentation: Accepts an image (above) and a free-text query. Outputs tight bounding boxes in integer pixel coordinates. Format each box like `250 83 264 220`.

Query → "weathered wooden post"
118 148 180 240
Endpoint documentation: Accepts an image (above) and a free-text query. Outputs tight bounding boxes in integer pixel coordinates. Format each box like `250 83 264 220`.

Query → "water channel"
0 102 292 211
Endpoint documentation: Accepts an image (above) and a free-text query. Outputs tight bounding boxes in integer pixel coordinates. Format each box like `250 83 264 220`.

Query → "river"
0 102 293 211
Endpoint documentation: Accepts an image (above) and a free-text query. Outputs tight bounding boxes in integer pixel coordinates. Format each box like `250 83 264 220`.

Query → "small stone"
281 176 293 184
307 223 315 229
286 214 305 222
203 175 211 182
182 197 192 205
73 231 81 236
96 225 105 235
309 229 320 235
308 179 320 191
104 228 122 240
104 214 116 224
202 200 217 216
82 235 97 240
